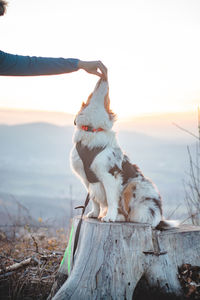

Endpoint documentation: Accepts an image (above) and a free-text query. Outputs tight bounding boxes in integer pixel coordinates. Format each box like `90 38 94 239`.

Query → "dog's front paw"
101 211 117 222
87 210 99 219
116 214 126 222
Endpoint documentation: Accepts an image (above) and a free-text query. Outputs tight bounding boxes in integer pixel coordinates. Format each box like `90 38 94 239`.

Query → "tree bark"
49 217 200 300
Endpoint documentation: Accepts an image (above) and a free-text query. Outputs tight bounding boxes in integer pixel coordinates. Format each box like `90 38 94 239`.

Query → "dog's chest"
76 142 105 183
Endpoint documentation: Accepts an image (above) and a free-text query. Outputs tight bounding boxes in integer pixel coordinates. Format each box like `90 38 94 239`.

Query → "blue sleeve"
0 50 80 76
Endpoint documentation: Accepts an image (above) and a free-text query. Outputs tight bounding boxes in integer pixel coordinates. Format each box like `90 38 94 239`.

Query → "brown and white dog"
71 79 178 228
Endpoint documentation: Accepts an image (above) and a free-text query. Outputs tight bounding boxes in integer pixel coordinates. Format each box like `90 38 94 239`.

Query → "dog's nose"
74 118 76 126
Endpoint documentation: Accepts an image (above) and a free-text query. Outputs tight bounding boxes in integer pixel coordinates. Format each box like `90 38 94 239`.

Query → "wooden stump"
49 217 200 300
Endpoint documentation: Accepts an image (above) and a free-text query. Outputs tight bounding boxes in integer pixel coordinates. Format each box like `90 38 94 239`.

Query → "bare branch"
0 257 32 274
166 204 181 219
172 122 200 140
30 234 39 253
180 211 200 225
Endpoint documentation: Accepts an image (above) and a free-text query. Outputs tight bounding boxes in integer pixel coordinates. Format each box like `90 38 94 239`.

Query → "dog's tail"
156 219 180 230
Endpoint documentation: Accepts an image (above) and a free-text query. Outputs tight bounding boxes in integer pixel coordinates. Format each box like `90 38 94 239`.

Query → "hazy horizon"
0 107 198 142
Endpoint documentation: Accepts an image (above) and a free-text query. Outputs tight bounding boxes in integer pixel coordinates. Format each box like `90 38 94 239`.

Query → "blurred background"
0 0 200 230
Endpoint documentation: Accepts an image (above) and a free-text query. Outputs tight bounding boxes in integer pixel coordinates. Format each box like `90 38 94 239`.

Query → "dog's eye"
74 118 76 126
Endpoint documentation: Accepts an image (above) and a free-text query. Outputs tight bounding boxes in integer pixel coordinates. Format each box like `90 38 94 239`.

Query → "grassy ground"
0 226 67 300
0 225 199 300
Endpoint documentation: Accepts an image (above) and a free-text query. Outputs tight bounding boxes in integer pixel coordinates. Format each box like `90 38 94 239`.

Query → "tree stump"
49 217 200 300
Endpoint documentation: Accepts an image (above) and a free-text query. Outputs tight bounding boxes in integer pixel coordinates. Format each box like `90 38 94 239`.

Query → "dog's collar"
81 125 104 132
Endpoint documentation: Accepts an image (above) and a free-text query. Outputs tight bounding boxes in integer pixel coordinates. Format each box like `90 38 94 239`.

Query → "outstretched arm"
0 50 107 78
0 50 79 76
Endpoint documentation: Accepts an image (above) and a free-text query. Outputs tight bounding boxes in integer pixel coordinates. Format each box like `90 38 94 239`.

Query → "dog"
70 79 178 229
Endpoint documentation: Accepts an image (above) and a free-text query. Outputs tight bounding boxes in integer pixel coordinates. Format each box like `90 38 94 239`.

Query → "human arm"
0 50 79 76
0 50 107 78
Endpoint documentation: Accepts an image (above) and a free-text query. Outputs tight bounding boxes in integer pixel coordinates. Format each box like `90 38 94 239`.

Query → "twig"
0 257 32 274
167 204 181 219
187 146 200 199
32 256 41 265
172 122 200 140
0 271 14 279
31 234 39 253
180 211 200 225
0 224 51 228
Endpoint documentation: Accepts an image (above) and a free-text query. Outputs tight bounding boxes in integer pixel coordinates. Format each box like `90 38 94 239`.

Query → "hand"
78 60 107 80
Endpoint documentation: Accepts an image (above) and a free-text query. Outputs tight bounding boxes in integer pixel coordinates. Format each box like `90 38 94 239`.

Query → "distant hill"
0 108 198 142
114 110 199 143
0 121 196 225
0 108 74 126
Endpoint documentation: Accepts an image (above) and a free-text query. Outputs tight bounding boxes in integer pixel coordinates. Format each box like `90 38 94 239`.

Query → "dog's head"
74 79 116 131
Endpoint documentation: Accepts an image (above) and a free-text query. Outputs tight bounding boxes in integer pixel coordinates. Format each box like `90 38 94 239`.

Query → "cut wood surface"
49 217 200 300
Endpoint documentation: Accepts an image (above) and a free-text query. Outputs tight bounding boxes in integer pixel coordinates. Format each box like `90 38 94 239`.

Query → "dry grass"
178 264 200 299
0 226 67 300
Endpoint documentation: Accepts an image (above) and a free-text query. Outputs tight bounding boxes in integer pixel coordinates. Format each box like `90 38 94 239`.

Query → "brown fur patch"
85 93 93 106
145 197 162 215
118 207 127 220
104 92 116 121
122 182 137 214
79 92 93 113
98 207 107 219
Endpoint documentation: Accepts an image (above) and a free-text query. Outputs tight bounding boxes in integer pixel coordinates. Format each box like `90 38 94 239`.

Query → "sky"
0 0 200 118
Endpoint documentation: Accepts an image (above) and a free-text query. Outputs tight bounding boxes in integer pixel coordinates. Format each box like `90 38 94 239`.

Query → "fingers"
94 70 104 78
78 60 108 79
97 60 107 80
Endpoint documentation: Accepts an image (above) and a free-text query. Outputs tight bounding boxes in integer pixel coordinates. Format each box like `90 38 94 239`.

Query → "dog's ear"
78 93 93 114
104 92 116 121
80 101 87 110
